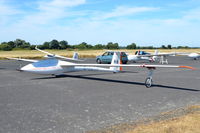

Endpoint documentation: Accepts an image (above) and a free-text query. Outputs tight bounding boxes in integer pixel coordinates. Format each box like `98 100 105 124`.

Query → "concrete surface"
0 56 199 133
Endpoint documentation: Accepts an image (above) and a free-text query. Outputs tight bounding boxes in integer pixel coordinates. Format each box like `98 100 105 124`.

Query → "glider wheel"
145 77 153 88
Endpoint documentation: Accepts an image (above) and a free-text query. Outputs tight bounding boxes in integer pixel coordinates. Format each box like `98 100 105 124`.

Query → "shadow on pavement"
32 74 200 92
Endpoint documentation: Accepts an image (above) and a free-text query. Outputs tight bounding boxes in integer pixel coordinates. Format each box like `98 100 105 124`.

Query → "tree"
7 41 15 49
75 42 87 49
30 45 37 50
86 44 93 49
167 45 172 49
49 39 60 49
146 46 154 49
161 45 167 49
59 40 70 49
20 42 30 48
14 39 25 48
106 42 119 49
0 44 12 51
94 44 105 49
74 42 93 49
177 46 189 49
42 42 50 49
126 43 136 49
13 39 30 49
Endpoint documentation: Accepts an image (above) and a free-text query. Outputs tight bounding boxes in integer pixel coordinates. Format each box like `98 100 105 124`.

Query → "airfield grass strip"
87 105 200 133
0 49 200 59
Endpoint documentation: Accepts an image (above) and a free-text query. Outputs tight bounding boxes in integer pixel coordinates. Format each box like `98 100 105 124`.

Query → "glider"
188 53 200 60
7 52 195 88
128 50 181 64
175 52 200 60
183 52 200 60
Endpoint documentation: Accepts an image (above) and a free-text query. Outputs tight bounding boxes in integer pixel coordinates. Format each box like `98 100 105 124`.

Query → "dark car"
96 51 128 64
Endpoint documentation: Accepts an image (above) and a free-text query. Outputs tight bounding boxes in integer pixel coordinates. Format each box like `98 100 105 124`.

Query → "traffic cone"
120 52 123 71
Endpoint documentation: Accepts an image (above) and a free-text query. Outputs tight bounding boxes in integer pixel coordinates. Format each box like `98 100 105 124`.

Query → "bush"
127 43 136 49
0 44 13 51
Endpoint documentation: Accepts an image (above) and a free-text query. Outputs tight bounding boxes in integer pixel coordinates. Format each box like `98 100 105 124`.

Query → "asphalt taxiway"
0 56 200 132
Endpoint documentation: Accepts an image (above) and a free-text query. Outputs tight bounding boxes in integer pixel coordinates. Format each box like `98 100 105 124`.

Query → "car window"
106 52 113 55
103 52 108 56
144 52 149 55
121 52 126 56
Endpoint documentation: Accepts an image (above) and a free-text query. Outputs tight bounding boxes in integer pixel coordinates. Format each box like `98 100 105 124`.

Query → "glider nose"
20 64 34 71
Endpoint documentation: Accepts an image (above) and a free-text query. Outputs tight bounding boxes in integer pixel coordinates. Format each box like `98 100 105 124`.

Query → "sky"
0 0 200 47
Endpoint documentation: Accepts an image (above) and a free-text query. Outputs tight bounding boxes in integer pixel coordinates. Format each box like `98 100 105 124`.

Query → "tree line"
0 39 194 51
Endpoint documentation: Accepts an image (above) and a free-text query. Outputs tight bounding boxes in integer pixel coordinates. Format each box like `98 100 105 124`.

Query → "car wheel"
96 59 101 64
122 61 127 64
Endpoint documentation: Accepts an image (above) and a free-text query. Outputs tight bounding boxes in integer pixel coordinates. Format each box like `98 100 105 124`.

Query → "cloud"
52 6 200 46
16 0 86 26
0 1 20 16
0 0 87 43
0 0 23 26
183 8 200 21
38 0 85 12
95 6 158 20
161 7 200 26
47 0 85 8
1 0 200 46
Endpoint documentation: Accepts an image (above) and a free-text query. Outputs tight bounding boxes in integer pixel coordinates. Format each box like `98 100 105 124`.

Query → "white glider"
7 52 195 88
176 52 200 60
142 50 179 64
127 51 151 63
188 53 200 60
128 50 180 64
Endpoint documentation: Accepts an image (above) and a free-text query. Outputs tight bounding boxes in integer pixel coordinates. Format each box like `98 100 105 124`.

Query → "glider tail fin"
110 52 121 72
151 50 159 62
73 52 79 60
154 50 158 55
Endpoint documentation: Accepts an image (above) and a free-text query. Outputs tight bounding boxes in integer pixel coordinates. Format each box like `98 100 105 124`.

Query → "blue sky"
0 0 200 47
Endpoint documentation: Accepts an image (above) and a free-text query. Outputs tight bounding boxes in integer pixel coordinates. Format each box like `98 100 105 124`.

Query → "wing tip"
179 66 196 70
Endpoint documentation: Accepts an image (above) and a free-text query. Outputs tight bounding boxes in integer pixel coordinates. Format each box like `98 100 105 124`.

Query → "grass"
0 49 200 59
87 105 200 133
0 49 102 59
126 108 200 133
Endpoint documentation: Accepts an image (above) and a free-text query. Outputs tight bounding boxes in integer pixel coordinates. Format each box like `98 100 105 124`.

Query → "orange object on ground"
120 52 123 71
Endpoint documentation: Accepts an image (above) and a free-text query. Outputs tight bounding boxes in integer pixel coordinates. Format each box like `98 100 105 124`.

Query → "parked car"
96 51 128 64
